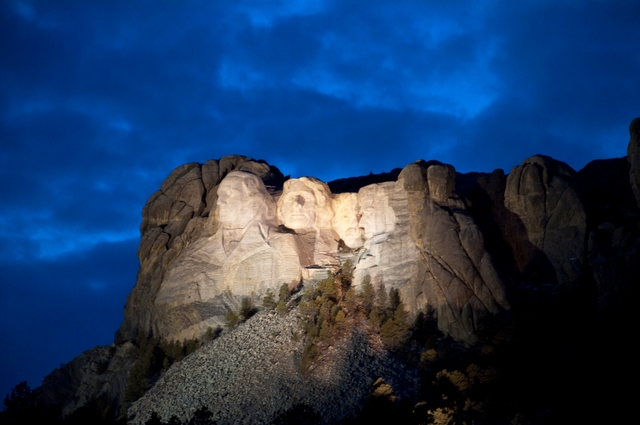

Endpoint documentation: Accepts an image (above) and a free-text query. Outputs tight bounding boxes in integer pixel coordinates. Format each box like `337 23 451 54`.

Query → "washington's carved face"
216 171 275 229
278 177 333 230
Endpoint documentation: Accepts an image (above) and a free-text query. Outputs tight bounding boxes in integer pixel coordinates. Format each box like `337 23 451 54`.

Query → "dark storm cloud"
1 0 639 399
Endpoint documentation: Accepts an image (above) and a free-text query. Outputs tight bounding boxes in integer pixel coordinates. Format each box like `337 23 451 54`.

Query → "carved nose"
295 195 305 207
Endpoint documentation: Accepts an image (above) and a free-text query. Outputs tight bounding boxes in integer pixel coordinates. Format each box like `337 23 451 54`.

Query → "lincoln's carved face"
277 177 333 230
358 185 396 240
332 193 364 248
216 171 275 229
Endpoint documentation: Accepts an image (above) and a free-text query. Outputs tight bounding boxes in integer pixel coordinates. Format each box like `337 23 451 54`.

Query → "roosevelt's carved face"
216 171 275 229
278 177 333 230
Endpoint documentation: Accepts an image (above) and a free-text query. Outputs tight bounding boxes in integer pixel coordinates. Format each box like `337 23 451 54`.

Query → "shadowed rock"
504 155 587 286
399 161 510 342
628 117 640 208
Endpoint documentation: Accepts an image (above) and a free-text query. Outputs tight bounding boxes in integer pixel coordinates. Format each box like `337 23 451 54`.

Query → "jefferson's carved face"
216 171 275 229
277 177 333 230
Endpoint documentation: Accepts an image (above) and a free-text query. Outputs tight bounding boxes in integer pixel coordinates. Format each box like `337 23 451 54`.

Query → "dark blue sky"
1 0 639 399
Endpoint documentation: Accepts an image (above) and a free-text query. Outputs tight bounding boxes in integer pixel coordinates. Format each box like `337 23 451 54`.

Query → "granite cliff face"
503 155 587 286
122 156 512 344
120 119 640 345
121 157 286 341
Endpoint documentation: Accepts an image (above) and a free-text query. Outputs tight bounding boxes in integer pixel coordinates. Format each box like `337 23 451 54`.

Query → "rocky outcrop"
120 156 285 341
352 180 422 312
503 155 587 286
399 162 510 342
128 307 415 425
34 343 137 418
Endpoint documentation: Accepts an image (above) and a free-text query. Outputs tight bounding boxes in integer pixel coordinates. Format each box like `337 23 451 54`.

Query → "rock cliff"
122 156 512 344
503 155 587 286
121 157 286 341
33 343 137 418
120 120 640 344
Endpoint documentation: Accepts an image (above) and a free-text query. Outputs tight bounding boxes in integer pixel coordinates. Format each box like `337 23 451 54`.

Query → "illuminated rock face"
352 165 510 342
278 177 339 266
124 156 511 343
278 177 332 230
332 193 364 248
400 162 510 341
120 156 287 342
353 182 421 314
154 172 302 341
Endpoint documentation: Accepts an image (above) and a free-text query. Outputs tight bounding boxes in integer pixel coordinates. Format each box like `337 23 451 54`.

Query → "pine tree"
389 288 401 312
318 276 336 301
276 299 287 315
376 282 389 316
263 288 277 309
278 283 290 303
225 310 240 329
344 287 358 313
380 303 410 351
340 259 354 292
240 296 256 320
359 275 375 314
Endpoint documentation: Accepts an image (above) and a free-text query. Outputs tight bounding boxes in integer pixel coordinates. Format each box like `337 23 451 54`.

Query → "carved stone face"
278 177 333 230
332 193 364 248
280 190 317 229
216 171 275 229
358 184 396 240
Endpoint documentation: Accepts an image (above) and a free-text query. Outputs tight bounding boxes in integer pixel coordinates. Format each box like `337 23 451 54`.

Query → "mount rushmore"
121 156 517 345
